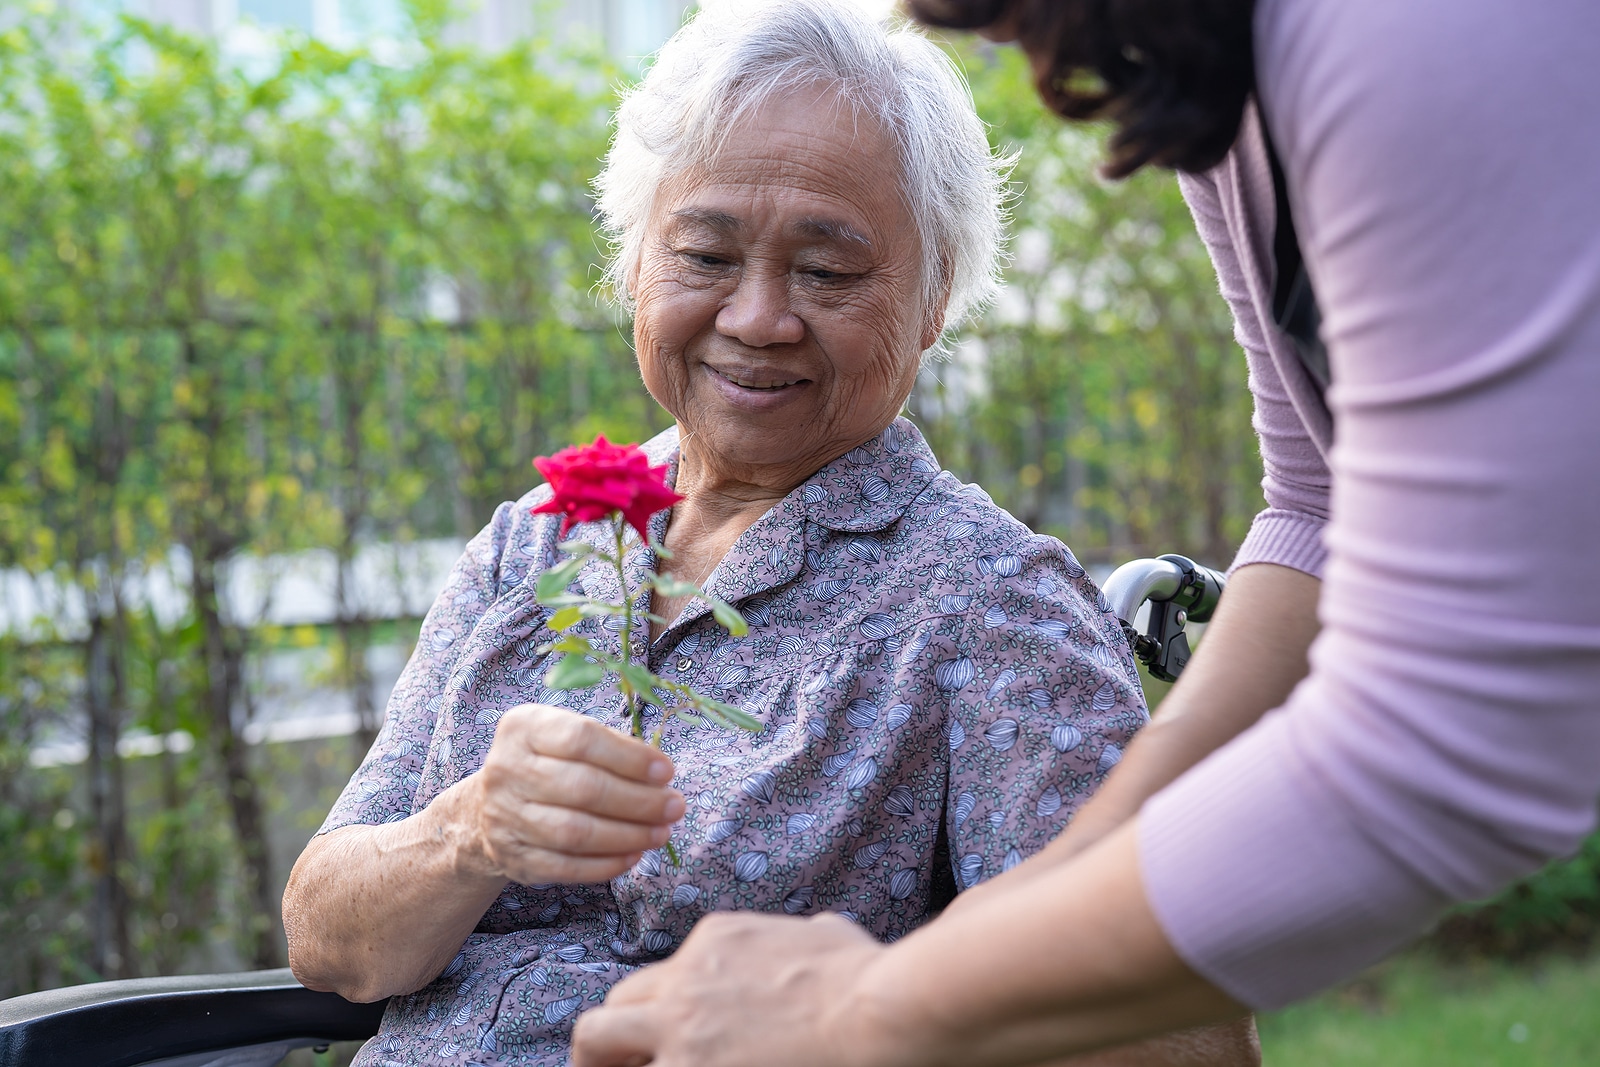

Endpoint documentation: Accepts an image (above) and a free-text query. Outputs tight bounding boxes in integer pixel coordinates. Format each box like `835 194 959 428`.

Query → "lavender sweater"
1138 0 1600 1007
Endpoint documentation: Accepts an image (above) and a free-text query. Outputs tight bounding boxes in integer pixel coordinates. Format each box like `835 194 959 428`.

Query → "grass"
1259 950 1600 1065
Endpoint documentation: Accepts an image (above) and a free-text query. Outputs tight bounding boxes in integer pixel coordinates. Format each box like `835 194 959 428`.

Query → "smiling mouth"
709 366 808 391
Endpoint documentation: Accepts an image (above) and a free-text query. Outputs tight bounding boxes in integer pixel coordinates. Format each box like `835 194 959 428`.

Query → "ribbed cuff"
1136 707 1450 1010
1229 509 1327 579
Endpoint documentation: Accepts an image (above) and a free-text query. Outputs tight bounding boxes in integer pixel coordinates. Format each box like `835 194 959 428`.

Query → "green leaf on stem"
540 634 597 657
548 605 585 631
556 540 596 557
649 535 674 560
704 595 749 637
618 661 658 697
546 653 603 690
536 557 586 602
649 573 700 599
692 695 763 732
663 840 681 867
548 602 623 633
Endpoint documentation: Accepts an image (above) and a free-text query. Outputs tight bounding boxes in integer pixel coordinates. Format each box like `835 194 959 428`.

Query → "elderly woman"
283 4 1252 1065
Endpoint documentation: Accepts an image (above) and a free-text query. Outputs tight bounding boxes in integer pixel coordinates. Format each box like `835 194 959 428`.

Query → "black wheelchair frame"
0 969 386 1067
0 556 1224 1067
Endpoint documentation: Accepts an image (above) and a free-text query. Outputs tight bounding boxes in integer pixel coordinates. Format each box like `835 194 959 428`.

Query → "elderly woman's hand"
468 703 686 885
284 703 685 1002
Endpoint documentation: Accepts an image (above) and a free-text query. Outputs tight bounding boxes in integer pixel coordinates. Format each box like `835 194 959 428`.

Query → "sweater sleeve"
1177 141 1330 580
1141 0 1600 1008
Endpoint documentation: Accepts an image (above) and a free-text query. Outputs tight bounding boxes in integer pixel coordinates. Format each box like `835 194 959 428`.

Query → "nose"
716 271 804 347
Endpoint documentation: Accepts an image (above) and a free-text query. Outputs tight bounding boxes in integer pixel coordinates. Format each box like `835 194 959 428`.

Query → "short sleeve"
937 536 1148 891
319 501 521 833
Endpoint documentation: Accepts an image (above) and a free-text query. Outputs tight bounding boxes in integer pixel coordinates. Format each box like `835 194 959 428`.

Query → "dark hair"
908 0 1256 179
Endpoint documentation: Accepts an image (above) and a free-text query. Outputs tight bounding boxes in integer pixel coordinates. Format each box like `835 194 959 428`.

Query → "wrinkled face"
631 83 942 492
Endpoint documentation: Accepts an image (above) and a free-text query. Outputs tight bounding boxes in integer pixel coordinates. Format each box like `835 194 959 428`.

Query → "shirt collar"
784 417 943 533
575 417 943 646
636 416 942 534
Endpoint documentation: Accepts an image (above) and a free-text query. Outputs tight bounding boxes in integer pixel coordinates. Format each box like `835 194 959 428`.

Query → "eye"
678 249 728 269
804 267 843 281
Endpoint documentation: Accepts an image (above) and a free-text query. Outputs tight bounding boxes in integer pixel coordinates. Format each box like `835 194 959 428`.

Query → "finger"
511 704 676 785
599 961 671 1007
508 801 673 856
496 846 645 886
571 1003 663 1067
518 755 686 825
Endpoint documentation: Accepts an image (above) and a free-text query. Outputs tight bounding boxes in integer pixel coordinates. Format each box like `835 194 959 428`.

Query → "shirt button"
677 658 694 672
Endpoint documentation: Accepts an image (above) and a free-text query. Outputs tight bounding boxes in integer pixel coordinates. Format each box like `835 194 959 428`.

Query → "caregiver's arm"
1056 563 1319 846
284 706 682 1002
923 565 1304 1063
953 562 1318 910
572 823 1243 1067
1134 0 1600 1007
854 825 1244 1064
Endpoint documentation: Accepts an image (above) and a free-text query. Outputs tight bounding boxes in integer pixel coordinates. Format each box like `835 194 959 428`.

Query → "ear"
921 267 951 350
920 305 947 351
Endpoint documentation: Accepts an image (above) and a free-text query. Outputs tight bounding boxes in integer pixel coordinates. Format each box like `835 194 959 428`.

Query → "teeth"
718 369 799 390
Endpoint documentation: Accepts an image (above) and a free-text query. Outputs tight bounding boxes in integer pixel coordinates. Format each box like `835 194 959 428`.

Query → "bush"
1431 830 1600 959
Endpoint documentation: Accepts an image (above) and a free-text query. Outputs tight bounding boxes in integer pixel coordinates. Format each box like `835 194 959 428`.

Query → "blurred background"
1 2 1596 1063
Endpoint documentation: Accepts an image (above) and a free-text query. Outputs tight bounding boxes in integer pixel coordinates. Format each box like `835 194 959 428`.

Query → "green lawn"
1259 950 1600 1065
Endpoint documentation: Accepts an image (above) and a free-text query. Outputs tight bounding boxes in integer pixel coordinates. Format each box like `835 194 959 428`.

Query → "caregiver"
572 0 1600 1064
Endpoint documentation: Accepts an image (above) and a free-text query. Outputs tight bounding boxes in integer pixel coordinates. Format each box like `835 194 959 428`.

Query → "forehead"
655 85 916 250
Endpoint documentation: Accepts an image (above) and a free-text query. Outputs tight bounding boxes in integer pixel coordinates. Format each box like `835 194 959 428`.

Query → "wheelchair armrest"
0 969 388 1067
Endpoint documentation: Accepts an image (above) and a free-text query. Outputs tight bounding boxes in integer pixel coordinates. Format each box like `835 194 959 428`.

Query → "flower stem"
612 514 679 868
614 519 643 739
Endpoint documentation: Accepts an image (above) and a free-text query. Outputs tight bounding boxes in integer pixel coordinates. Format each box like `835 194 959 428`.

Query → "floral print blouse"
322 417 1148 1067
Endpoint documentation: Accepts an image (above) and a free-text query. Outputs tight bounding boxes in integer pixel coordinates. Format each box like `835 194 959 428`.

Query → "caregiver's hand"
571 911 890 1067
574 914 1254 1067
469 703 684 884
284 703 683 1003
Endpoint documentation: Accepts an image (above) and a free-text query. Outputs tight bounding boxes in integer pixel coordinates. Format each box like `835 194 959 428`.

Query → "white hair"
594 0 1011 337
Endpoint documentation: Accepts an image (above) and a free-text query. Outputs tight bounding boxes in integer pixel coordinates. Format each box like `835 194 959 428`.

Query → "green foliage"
0 640 94 994
1260 949 1600 1066
0 7 639 990
1432 832 1600 959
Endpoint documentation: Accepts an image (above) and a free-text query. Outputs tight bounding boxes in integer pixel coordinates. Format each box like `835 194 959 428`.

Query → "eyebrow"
668 208 742 233
792 217 873 248
666 208 873 249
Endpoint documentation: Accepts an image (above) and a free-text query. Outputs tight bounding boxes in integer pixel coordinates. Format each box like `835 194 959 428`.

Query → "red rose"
530 435 684 540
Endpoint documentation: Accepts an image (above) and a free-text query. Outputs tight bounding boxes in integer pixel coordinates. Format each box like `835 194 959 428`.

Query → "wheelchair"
0 556 1225 1067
